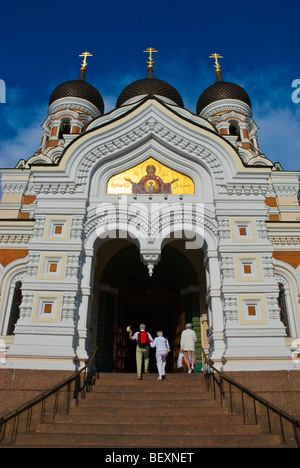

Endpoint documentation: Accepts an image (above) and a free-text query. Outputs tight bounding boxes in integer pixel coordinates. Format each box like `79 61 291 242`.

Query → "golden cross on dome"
143 47 158 70
209 53 223 73
79 51 93 69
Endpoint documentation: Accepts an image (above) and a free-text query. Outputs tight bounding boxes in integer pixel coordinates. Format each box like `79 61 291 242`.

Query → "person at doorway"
151 331 170 380
129 324 153 380
180 323 197 374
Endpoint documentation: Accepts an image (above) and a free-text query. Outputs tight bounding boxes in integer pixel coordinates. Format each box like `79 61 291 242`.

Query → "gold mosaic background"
107 158 195 194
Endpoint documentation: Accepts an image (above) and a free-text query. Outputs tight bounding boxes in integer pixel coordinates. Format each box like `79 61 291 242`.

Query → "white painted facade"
0 70 299 372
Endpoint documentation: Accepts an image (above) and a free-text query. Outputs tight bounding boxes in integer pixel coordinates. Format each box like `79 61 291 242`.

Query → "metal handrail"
201 346 300 448
0 347 98 444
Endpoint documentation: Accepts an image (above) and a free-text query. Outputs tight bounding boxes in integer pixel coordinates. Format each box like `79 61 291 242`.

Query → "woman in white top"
150 331 170 380
180 323 197 373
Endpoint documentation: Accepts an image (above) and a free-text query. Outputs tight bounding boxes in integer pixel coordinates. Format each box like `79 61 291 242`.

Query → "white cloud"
0 121 42 168
255 107 300 171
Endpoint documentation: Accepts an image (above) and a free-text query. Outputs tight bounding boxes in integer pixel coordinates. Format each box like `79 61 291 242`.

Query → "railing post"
279 415 286 445
253 398 258 425
241 391 245 423
229 382 233 415
293 423 300 448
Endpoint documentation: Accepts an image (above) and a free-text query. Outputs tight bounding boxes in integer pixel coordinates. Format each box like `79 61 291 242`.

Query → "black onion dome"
49 68 104 114
116 69 184 108
196 72 251 115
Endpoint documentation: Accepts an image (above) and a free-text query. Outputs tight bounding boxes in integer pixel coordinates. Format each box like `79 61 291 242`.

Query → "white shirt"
151 336 170 353
180 328 197 351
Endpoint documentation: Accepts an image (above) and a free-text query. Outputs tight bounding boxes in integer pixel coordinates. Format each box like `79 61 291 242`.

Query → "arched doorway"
94 241 205 373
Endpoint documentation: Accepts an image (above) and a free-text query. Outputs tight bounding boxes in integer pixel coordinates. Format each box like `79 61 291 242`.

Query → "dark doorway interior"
95 243 201 372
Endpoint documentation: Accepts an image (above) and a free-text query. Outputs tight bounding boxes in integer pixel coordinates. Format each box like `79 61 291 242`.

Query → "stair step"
52 413 241 425
90 380 208 394
74 398 221 408
38 421 263 436
0 372 290 448
83 391 213 401
96 374 206 386
69 405 228 416
13 432 283 448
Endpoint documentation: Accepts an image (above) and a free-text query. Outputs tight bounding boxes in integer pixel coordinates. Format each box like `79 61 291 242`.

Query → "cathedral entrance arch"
93 240 205 373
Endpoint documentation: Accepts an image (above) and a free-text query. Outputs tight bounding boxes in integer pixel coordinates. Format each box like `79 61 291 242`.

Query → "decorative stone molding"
14 325 75 335
200 99 252 120
66 253 82 280
223 295 239 323
48 98 101 120
0 234 31 245
218 218 231 239
221 183 269 197
75 116 226 189
225 327 287 337
61 293 77 322
220 255 235 280
1 183 28 194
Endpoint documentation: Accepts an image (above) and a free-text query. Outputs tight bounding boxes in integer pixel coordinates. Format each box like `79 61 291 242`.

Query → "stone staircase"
2 372 289 448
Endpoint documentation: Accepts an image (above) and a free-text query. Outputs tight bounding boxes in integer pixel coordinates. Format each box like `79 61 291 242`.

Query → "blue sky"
0 0 300 172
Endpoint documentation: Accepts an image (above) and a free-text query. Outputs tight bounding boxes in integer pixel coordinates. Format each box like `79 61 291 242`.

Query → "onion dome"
49 67 104 114
196 67 251 115
116 65 184 108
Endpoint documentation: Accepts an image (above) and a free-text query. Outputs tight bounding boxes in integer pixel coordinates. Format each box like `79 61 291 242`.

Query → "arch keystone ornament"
140 251 161 277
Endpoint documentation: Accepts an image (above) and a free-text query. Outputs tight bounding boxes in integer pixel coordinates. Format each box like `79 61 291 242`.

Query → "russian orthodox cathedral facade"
0 51 299 373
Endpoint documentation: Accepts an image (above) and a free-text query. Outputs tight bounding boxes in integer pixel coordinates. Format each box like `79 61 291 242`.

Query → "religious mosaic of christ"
107 158 195 194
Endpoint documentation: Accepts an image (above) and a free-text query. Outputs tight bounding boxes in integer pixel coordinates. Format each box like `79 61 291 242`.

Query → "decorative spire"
143 47 158 78
78 51 93 81
209 53 224 82
79 51 93 70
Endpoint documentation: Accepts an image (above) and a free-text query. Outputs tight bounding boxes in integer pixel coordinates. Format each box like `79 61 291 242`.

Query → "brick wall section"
265 197 278 207
22 195 36 205
273 251 300 269
0 249 28 267
226 371 300 419
0 370 73 415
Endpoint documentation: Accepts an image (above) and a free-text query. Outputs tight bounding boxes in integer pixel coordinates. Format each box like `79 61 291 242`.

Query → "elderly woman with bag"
180 323 197 373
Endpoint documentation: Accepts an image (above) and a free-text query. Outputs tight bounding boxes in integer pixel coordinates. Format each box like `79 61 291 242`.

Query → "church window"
58 118 71 139
43 303 53 314
239 226 248 236
81 121 89 133
229 120 241 141
7 281 22 335
278 283 291 336
48 262 58 273
243 264 252 274
247 305 257 316
242 299 263 321
54 225 62 234
53 224 63 235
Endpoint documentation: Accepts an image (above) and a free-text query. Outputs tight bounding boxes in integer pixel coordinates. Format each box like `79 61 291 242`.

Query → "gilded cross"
143 47 158 69
209 53 223 72
79 51 93 69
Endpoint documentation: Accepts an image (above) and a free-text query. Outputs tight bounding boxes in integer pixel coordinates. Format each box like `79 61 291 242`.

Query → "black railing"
0 347 98 445
201 346 300 448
